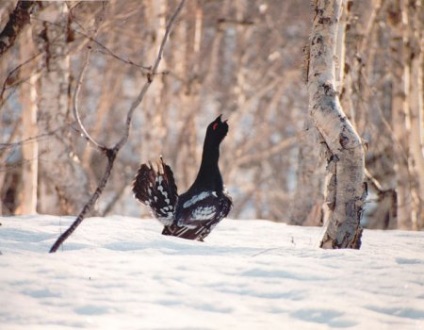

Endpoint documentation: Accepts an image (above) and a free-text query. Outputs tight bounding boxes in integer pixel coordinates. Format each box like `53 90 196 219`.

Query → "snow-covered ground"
0 215 423 330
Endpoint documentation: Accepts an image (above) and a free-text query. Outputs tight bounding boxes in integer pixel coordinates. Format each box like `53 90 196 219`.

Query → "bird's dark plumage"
132 115 232 241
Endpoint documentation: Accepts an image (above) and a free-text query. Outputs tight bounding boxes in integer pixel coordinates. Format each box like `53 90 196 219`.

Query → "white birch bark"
17 26 38 214
389 0 412 229
142 0 167 162
36 3 89 214
308 0 365 249
171 1 200 191
407 0 424 229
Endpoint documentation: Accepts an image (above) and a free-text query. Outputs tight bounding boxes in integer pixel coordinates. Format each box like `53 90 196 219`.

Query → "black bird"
132 115 232 241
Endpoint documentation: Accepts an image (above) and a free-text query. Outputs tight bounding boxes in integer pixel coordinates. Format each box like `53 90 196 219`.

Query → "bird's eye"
213 123 218 130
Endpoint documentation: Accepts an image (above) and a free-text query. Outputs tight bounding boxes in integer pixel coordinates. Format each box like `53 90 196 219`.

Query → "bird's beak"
217 113 228 123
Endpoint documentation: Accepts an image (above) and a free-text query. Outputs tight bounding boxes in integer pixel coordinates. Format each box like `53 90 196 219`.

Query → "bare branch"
0 119 20 164
30 15 151 71
0 53 42 108
235 136 297 167
0 126 64 153
49 0 186 253
92 37 151 71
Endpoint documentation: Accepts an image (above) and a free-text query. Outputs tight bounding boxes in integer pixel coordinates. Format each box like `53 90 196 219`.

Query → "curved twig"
72 45 103 150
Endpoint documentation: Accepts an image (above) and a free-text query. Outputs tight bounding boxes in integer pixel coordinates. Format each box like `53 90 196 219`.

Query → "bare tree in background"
35 2 91 214
407 0 424 230
389 0 424 230
389 0 412 230
17 21 38 215
0 0 39 215
345 0 424 230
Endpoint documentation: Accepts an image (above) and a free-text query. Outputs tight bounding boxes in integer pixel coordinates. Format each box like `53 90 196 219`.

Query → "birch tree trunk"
36 3 89 214
170 1 201 191
308 0 365 249
407 0 424 230
17 26 38 215
389 0 412 230
143 0 167 162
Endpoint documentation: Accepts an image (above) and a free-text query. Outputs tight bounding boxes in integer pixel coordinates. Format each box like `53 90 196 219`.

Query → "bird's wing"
132 158 178 226
177 192 232 228
162 193 231 241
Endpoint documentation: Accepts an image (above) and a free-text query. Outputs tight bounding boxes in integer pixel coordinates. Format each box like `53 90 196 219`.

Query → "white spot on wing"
183 192 211 208
192 205 216 220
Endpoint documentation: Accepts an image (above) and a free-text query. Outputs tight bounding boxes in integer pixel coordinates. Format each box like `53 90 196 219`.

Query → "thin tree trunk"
143 0 167 162
407 0 424 229
389 0 412 229
17 26 38 215
35 2 90 214
172 0 200 191
350 0 399 229
308 0 365 249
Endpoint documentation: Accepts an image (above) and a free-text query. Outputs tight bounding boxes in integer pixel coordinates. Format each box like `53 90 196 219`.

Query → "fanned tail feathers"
132 158 178 226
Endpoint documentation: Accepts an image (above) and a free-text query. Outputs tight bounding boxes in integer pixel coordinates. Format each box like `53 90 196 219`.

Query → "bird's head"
206 115 229 145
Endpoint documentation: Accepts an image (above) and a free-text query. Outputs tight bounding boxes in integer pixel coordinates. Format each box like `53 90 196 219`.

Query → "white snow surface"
1 215 424 330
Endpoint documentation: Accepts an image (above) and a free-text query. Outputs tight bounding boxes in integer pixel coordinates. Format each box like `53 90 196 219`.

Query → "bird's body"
132 115 232 241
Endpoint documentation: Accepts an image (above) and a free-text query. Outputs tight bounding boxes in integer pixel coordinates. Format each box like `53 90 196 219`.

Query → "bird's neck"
192 142 223 192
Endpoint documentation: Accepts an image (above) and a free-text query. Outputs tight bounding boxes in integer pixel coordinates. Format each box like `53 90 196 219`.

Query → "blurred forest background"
0 0 423 230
